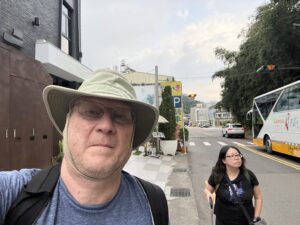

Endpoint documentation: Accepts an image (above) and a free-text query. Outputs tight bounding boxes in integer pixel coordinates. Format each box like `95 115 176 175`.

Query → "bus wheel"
265 136 272 154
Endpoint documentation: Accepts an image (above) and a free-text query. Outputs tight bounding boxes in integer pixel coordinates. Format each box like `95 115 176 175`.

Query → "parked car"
198 123 210 128
222 123 245 138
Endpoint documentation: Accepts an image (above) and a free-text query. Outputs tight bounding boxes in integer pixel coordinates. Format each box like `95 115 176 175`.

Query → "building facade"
214 110 233 126
0 0 92 170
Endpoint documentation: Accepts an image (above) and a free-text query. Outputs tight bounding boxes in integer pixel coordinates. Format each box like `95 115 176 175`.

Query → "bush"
159 86 177 140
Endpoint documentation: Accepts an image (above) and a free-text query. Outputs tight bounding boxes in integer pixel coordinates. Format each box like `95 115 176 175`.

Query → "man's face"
66 97 134 179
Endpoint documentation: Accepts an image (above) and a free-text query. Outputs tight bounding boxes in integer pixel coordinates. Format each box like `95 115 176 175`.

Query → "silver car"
222 123 245 138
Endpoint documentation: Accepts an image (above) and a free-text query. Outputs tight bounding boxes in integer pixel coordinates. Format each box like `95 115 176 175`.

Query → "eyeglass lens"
226 154 242 159
74 100 134 124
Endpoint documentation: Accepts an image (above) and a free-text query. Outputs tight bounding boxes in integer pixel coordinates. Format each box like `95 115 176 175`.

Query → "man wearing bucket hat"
0 70 169 225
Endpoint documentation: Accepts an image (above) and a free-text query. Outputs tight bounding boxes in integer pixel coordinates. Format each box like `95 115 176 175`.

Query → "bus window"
274 90 289 112
253 104 263 138
288 83 300 110
255 90 280 119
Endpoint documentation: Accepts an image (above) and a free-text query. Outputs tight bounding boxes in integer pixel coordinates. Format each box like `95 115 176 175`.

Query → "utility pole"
181 107 187 153
155 65 160 156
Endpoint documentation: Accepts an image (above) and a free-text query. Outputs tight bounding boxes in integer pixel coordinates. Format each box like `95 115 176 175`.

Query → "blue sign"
172 96 181 108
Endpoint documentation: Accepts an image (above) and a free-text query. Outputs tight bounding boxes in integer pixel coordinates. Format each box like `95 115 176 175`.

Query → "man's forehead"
76 96 131 108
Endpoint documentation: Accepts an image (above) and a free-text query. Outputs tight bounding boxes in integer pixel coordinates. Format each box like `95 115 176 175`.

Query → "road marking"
217 141 227 146
247 142 254 145
189 142 195 146
238 145 300 171
232 141 244 146
203 142 211 146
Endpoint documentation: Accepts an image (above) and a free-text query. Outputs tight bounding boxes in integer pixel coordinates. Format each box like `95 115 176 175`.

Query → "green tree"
212 0 300 126
159 86 177 140
182 94 201 114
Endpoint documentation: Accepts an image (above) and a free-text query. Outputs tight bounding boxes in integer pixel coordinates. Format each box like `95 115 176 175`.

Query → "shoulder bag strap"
4 163 61 225
135 176 169 225
224 174 253 224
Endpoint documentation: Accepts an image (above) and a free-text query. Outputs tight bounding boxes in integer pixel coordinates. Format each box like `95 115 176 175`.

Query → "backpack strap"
243 169 252 186
4 163 61 225
5 166 169 225
135 177 169 225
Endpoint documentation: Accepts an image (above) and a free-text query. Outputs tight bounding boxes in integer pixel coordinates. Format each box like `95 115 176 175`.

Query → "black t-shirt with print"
208 169 259 225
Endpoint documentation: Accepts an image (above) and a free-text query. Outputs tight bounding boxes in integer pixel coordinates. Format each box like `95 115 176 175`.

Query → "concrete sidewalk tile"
138 170 158 182
130 155 149 162
161 155 173 161
144 163 160 171
158 164 172 174
147 157 162 165
156 172 169 182
124 161 145 172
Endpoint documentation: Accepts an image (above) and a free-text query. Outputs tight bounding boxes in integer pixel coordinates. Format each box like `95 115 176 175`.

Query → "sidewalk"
124 152 200 225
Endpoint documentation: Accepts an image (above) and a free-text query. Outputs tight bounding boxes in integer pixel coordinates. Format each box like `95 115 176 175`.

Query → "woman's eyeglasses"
225 153 243 159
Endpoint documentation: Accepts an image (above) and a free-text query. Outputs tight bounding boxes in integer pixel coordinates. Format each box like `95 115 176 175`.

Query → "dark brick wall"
0 0 81 60
0 0 60 58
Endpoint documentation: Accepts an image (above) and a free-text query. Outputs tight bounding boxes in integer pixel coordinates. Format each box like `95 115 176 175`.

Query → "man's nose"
94 111 115 133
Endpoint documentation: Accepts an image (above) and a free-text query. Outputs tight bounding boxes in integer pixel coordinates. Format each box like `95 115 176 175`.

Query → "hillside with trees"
213 0 300 126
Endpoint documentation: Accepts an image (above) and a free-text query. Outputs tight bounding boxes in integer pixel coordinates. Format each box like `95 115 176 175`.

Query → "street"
187 126 300 225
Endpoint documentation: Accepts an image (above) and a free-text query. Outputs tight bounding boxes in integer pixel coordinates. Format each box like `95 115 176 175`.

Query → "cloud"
176 9 189 20
81 0 265 102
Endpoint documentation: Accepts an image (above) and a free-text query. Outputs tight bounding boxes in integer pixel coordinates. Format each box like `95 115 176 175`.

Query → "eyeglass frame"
68 97 136 125
225 153 243 159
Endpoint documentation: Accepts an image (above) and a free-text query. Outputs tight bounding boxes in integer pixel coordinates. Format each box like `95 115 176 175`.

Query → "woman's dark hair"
211 145 246 183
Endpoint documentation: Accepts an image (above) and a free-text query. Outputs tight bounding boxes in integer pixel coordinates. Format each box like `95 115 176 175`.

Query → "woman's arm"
253 185 263 219
204 181 215 203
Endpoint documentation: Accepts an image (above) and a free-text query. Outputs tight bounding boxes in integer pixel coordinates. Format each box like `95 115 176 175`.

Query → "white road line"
203 142 211 146
217 141 227 146
232 142 244 146
189 142 195 146
247 142 254 145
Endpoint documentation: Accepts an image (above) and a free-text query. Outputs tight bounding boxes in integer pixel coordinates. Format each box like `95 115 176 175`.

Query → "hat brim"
43 85 158 149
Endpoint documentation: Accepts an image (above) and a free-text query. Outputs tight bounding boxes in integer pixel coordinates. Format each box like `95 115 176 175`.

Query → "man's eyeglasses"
70 99 135 125
225 153 243 159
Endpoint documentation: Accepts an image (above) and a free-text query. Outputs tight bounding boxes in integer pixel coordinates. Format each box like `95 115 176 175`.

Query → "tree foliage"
213 0 300 126
159 86 177 140
181 94 200 114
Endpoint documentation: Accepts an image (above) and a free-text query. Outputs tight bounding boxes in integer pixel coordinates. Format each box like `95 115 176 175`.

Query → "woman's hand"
204 181 215 208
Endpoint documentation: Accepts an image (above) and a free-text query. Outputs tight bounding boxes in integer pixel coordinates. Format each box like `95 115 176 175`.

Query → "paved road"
187 126 300 225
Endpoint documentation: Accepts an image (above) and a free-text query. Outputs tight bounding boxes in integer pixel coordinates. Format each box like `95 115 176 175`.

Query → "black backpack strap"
243 169 251 185
135 177 169 225
4 163 61 225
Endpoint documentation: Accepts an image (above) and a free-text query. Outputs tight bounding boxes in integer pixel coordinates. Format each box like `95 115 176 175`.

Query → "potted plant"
159 86 177 155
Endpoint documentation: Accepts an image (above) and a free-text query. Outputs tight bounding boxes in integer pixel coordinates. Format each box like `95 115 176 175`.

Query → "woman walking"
204 145 263 225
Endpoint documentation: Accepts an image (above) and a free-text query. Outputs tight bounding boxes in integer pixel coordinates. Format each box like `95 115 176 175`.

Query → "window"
256 90 281 119
274 90 289 112
61 2 72 55
274 83 300 112
253 105 263 138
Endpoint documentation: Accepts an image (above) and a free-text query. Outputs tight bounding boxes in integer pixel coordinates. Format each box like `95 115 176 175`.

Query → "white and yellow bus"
251 80 300 158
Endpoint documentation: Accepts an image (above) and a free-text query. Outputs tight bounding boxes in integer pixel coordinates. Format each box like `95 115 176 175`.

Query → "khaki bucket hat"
43 69 158 149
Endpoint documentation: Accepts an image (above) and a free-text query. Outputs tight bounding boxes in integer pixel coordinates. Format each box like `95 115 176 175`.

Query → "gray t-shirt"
0 169 153 225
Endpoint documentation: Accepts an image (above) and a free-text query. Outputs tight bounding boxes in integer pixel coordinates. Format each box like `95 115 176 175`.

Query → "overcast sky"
81 0 268 103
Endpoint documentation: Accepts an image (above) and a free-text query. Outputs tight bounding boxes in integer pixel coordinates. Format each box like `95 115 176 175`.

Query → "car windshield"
232 124 243 128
